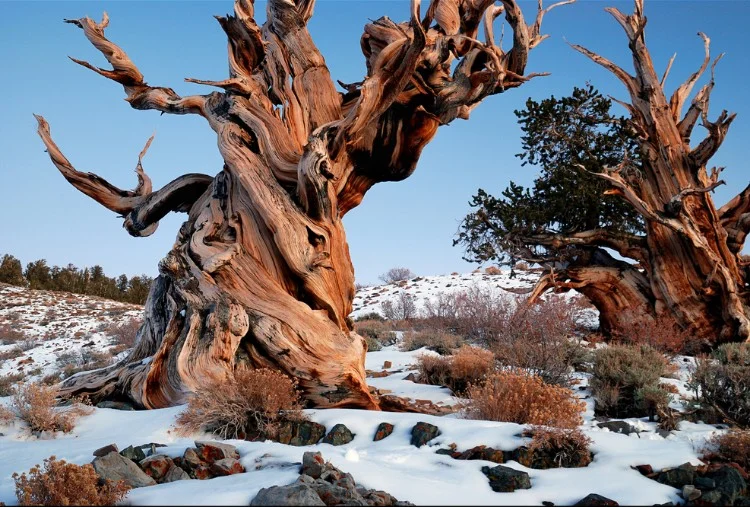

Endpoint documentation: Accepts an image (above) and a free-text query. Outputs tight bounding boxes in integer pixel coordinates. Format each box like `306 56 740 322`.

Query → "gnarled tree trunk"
38 0 569 408
528 0 749 344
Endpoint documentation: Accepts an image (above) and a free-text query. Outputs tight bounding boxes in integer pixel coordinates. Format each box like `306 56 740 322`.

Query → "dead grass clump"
613 310 699 355
0 323 28 344
0 346 24 363
176 367 305 440
703 429 750 472
484 266 502 275
106 318 141 348
522 427 593 468
590 344 669 418
401 330 464 355
0 372 26 396
14 456 130 506
466 371 585 429
8 382 91 434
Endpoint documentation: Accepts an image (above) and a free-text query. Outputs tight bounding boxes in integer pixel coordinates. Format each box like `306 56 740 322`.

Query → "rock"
194 441 240 463
93 443 119 457
373 423 394 442
182 447 203 469
634 464 654 476
92 451 156 488
277 420 327 446
95 400 134 411
323 424 355 446
435 449 455 456
137 442 167 457
120 445 146 462
481 465 532 492
410 422 440 447
383 361 392 369
596 421 637 435
657 463 696 489
139 454 174 482
455 445 504 464
251 483 326 506
310 478 363 505
656 429 672 439
704 465 747 505
403 373 418 382
302 452 326 479
694 476 716 490
682 485 701 501
210 457 245 476
542 502 555 507
162 465 191 483
573 494 619 506
692 490 723 506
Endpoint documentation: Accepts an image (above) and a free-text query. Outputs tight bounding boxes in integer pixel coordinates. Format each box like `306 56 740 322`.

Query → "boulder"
194 441 240 463
323 424 355 446
481 465 532 492
210 457 245 476
277 420 327 446
704 465 747 505
162 465 191 483
657 463 696 489
182 447 204 469
93 443 118 457
694 476 716 490
455 445 504 464
573 493 619 506
251 484 326 506
302 452 326 480
596 421 637 435
681 485 701 502
120 445 146 462
410 422 440 447
373 423 394 442
92 451 156 488
139 454 174 482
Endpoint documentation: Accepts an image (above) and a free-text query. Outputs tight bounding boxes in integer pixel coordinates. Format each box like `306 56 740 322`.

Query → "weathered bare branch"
669 32 711 122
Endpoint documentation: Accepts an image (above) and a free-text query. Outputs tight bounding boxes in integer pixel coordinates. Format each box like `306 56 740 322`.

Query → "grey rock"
410 422 440 447
195 441 240 463
209 457 245 476
162 465 191 483
96 401 134 411
323 424 355 446
681 485 701 501
596 421 637 435
120 445 146 462
92 451 156 488
251 483 325 506
481 465 532 492
373 423 394 442
302 451 326 479
93 443 118 457
277 420 327 446
704 465 747 505
694 476 716 490
573 494 619 506
136 442 167 457
657 463 696 489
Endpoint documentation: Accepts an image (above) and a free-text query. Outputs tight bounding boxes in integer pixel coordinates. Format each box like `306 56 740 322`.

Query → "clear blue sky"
1 1 748 285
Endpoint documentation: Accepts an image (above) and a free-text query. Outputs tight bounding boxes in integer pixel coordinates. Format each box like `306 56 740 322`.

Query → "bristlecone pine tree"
36 0 572 409
458 0 750 345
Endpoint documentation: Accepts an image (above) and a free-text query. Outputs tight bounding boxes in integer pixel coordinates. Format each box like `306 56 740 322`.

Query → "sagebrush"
522 427 592 469
416 345 495 394
691 343 750 427
7 382 91 434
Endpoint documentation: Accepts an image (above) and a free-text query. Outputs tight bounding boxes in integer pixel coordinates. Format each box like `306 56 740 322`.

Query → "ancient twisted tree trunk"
528 0 749 344
39 0 567 408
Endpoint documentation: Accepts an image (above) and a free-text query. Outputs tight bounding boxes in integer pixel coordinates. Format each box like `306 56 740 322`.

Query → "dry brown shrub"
176 367 305 440
691 343 750 427
0 323 28 344
9 383 91 434
484 266 502 275
105 318 141 348
703 429 750 472
13 456 130 506
514 261 530 271
466 371 585 429
0 346 25 363
613 310 699 355
0 372 26 396
523 427 593 468
355 319 397 351
401 330 464 355
416 346 495 394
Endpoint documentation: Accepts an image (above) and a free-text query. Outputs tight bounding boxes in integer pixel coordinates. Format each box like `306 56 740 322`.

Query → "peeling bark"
40 0 568 408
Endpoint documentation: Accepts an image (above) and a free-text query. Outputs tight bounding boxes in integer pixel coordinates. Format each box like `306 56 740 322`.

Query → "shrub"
355 320 397 350
466 371 585 429
379 267 415 284
354 312 384 322
514 261 530 271
417 345 495 394
0 372 26 396
381 292 417 321
703 429 750 472
490 297 585 386
18 338 39 352
691 343 750 427
521 427 593 468
613 310 699 355
484 266 502 275
635 385 673 423
106 318 141 348
590 344 668 417
401 330 463 355
364 336 382 352
8 382 91 434
13 456 129 506
0 346 25 363
0 323 28 344
176 367 305 440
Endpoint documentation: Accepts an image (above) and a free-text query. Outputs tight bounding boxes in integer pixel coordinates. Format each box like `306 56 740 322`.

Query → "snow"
0 274 725 506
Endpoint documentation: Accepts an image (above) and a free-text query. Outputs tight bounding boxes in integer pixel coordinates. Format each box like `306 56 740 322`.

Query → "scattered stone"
93 443 118 457
182 447 203 469
410 422 440 447
481 465 532 492
634 464 654 476
694 476 716 490
704 465 747 505
120 445 147 462
657 463 696 489
95 400 134 411
191 465 214 481
195 441 240 463
681 485 701 502
323 424 355 446
210 457 245 476
403 373 418 382
573 493 619 506
277 420 327 446
251 483 326 506
455 445 504 464
302 451 326 479
373 422 394 441
92 451 156 488
596 421 637 435
162 465 191 483
139 454 174 482
383 361 392 369
542 502 555 507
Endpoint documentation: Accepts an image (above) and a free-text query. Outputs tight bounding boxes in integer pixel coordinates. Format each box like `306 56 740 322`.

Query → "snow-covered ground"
0 274 725 505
